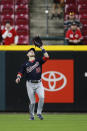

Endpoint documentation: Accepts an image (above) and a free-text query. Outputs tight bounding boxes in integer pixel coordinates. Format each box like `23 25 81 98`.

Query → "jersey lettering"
26 62 39 73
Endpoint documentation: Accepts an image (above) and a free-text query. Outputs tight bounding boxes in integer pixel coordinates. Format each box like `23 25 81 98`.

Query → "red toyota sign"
36 60 74 103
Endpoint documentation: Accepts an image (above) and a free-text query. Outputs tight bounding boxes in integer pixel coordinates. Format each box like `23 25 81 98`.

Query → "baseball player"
16 46 49 120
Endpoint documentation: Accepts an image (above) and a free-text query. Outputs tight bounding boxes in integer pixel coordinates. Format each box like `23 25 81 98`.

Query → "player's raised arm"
40 46 49 58
32 36 49 61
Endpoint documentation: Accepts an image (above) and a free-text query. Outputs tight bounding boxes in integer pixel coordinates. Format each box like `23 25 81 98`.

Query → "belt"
29 80 41 83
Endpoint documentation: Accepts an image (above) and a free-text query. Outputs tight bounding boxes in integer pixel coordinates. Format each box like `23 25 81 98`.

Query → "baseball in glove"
32 36 43 48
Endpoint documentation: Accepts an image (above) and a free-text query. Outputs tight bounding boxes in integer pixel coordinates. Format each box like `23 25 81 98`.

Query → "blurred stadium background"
0 0 64 45
0 0 87 131
0 0 87 45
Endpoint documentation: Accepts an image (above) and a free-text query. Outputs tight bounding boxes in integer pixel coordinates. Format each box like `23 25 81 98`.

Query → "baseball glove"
33 36 43 48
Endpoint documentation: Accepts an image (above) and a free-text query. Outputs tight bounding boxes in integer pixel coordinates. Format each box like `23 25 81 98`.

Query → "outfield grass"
0 113 87 131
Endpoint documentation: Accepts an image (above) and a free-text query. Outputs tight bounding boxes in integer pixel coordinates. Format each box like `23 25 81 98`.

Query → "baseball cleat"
30 116 34 120
37 114 43 120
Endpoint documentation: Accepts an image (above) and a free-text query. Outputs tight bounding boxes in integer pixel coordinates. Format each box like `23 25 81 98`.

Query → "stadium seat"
15 0 29 5
0 0 14 5
65 4 78 14
16 26 29 36
1 16 14 25
18 35 29 45
16 25 29 45
78 4 87 11
80 18 87 25
83 36 87 45
78 4 87 14
15 15 29 25
78 4 86 12
79 10 87 15
77 0 87 5
82 25 87 31
15 5 28 15
1 5 14 15
82 31 87 37
0 5 1 16
79 14 87 25
79 14 87 19
64 0 76 4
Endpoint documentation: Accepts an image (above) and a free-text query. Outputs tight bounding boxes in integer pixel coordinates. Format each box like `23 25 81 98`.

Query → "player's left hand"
15 78 20 84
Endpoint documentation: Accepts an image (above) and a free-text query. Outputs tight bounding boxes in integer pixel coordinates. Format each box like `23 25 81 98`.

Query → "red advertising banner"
36 60 74 103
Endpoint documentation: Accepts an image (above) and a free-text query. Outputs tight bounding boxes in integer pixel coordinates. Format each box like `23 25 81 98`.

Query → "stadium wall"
0 52 5 111
0 46 87 112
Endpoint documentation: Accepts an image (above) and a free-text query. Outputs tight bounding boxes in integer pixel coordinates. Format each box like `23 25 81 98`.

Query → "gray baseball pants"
26 81 44 117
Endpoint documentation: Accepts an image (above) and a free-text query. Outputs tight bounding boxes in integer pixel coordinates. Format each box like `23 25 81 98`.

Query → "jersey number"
36 67 41 73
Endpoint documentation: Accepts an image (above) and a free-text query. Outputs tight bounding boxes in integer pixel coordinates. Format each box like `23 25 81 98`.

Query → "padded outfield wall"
0 45 87 112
